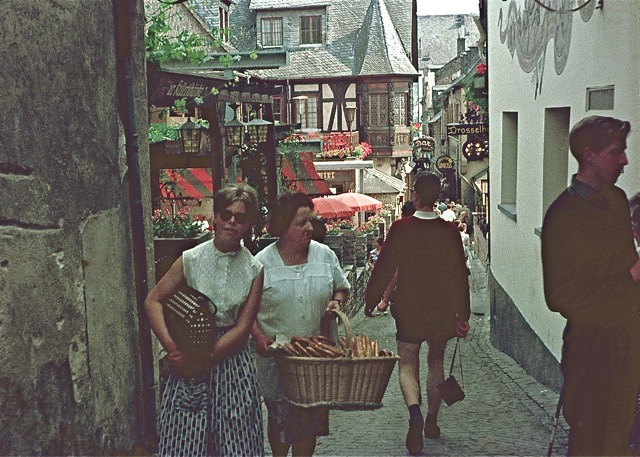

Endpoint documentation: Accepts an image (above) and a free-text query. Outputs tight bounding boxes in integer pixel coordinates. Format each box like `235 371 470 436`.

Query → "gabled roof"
354 0 416 76
224 0 416 80
417 15 480 68
249 0 331 10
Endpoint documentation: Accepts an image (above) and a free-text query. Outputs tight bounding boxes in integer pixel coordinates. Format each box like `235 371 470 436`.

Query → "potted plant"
323 222 344 265
335 219 357 264
152 206 212 280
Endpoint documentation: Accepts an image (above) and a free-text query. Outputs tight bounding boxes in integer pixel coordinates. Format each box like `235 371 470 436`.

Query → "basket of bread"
274 309 399 410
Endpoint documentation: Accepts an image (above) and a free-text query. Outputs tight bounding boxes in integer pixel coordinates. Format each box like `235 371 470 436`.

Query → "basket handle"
331 309 353 353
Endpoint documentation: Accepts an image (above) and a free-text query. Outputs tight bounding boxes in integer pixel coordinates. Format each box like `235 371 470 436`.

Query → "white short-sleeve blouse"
182 239 262 327
253 240 350 400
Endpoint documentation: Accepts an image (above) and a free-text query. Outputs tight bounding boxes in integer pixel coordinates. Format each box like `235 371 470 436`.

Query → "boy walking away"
365 172 470 455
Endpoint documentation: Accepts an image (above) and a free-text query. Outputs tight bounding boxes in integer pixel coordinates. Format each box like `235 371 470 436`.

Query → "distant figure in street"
365 172 470 455
311 216 327 242
368 236 384 269
542 116 640 456
440 203 456 223
401 200 416 218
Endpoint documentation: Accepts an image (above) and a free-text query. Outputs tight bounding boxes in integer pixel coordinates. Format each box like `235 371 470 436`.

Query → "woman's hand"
456 320 470 338
167 349 187 369
254 335 274 358
324 299 341 318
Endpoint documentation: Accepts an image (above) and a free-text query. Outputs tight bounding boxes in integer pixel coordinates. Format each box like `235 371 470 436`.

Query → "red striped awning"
159 168 213 199
280 152 332 197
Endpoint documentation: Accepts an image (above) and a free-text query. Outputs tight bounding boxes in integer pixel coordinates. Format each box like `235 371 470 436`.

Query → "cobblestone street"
263 257 569 456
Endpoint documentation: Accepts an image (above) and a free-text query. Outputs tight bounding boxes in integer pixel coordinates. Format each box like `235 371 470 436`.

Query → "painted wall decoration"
498 0 597 98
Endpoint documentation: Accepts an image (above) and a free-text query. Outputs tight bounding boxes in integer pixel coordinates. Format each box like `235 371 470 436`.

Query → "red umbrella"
312 197 356 219
333 192 383 211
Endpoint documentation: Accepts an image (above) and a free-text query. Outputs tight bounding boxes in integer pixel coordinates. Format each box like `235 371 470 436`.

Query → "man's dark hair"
413 172 441 207
268 192 314 237
569 115 631 163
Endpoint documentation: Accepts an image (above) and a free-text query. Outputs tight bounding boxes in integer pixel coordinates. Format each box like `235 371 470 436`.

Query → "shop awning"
159 168 214 199
281 152 332 197
362 168 406 194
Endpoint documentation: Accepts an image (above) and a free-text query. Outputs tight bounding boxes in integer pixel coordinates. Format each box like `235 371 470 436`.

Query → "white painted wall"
488 0 640 359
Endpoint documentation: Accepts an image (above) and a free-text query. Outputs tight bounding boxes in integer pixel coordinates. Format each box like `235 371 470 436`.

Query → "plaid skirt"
158 331 264 457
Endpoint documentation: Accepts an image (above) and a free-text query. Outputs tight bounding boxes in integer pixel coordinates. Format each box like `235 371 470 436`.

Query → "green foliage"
149 123 179 143
145 4 211 65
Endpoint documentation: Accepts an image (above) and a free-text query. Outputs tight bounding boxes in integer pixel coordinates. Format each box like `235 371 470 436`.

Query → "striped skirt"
157 335 264 457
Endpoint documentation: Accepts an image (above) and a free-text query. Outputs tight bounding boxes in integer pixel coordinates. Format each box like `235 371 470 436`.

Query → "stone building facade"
0 1 152 454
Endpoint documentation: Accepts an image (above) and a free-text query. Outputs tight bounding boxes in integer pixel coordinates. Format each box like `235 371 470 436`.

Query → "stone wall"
0 1 151 454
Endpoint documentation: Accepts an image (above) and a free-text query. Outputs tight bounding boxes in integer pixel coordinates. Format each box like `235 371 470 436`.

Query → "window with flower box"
261 17 283 47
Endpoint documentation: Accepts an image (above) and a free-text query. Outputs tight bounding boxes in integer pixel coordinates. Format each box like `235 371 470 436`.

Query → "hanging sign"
435 155 455 173
412 136 435 152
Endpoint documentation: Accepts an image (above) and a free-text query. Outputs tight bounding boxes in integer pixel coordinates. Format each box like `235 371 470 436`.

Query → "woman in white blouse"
145 183 264 457
252 192 350 456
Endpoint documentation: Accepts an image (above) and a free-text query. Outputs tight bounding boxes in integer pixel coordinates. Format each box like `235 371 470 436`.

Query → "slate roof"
416 15 480 68
354 0 416 76
222 0 417 80
249 0 331 10
363 168 406 194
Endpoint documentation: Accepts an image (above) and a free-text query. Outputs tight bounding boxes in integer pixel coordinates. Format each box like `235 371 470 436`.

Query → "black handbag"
438 338 465 406
163 284 217 378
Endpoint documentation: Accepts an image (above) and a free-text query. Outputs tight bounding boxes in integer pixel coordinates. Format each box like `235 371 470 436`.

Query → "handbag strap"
448 338 464 388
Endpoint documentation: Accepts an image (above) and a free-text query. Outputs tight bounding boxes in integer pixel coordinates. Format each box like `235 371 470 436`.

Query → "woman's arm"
144 256 187 366
210 269 264 363
321 288 349 336
251 320 274 358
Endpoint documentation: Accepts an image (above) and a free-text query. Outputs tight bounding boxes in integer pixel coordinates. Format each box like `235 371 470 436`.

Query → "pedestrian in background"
365 172 470 455
368 236 384 269
542 116 640 456
251 192 350 457
144 183 265 456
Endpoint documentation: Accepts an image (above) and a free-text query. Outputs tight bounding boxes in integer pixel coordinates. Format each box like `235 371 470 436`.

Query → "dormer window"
219 5 229 42
300 16 322 45
261 17 283 47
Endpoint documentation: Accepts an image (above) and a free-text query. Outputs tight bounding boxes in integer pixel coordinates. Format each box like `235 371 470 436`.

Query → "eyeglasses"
219 209 250 225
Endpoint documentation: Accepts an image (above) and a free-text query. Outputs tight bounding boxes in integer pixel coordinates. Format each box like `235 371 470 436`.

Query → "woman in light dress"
145 183 265 457
251 192 350 456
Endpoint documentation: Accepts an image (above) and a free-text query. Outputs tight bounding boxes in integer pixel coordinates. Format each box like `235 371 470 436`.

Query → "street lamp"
177 117 204 154
224 103 247 147
246 116 272 144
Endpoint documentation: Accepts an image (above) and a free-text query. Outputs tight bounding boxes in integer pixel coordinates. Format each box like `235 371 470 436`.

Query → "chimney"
457 37 466 57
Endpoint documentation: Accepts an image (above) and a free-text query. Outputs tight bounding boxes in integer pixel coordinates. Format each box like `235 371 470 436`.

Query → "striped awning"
159 168 213 199
280 152 332 197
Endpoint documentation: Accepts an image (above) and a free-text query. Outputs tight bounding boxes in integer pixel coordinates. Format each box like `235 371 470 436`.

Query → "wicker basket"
275 309 399 410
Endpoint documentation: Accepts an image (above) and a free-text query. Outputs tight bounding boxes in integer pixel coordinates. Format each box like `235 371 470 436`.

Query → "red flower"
476 63 487 76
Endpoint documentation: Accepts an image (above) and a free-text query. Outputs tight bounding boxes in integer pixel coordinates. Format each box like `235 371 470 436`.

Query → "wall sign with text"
446 123 489 136
435 155 455 173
